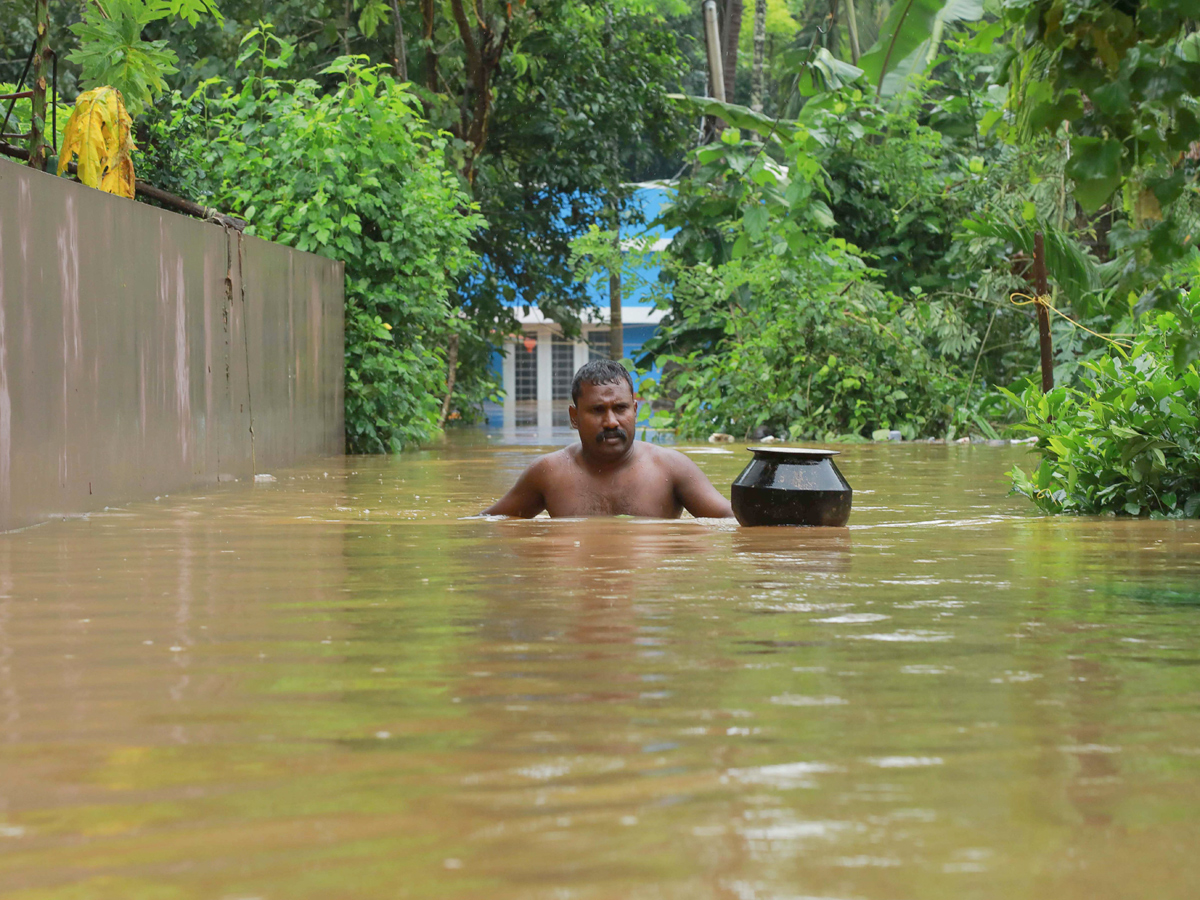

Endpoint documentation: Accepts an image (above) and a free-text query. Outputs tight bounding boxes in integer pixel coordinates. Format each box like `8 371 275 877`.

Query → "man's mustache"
597 428 627 443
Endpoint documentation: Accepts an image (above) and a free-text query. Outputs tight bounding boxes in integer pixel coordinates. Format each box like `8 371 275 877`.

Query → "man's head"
568 360 638 461
570 359 634 406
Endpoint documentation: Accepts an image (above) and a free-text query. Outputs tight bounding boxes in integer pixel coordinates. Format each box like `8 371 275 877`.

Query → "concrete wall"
0 159 344 532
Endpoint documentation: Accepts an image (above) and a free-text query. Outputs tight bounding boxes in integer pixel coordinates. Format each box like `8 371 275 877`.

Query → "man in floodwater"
484 359 734 519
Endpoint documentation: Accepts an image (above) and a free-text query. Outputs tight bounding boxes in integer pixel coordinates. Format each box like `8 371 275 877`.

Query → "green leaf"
1065 137 1124 212
150 0 224 27
1090 79 1131 117
665 94 796 142
795 48 864 96
858 0 985 98
960 210 1101 299
810 200 836 228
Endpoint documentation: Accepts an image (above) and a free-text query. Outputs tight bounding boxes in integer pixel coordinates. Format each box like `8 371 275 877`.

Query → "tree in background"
995 0 1200 343
466 4 689 328
2 0 696 435
164 0 690 417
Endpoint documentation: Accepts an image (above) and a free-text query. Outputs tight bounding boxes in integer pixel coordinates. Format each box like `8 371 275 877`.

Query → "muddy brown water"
2 435 1200 899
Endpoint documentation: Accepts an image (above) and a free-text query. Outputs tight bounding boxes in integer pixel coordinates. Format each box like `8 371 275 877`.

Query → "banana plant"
664 94 799 143
665 46 863 142
858 0 985 99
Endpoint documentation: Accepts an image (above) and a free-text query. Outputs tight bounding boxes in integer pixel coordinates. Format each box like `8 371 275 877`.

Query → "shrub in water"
1004 288 1200 518
639 128 962 442
647 260 961 441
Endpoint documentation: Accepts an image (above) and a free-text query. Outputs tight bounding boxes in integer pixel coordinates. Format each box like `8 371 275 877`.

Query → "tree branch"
447 0 480 75
422 0 437 93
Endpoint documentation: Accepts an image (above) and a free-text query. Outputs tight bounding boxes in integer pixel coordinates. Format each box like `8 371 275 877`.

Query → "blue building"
488 183 674 432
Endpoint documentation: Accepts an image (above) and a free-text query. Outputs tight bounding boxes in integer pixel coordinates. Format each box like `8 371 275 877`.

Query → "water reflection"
732 528 853 577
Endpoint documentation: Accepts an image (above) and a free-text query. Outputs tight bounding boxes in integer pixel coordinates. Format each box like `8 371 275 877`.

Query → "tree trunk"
28 0 49 170
438 334 460 428
608 273 623 363
844 0 861 64
750 0 765 112
446 0 508 185
342 0 352 56
702 0 726 136
608 229 623 362
391 0 408 81
1032 232 1055 394
721 0 743 106
422 0 437 92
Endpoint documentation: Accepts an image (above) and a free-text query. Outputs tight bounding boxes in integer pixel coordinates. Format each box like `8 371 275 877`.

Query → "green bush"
649 257 961 441
142 48 483 452
642 128 964 441
1005 285 1200 517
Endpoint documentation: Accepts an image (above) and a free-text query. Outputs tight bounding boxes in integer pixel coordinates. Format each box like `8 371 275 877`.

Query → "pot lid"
746 446 840 457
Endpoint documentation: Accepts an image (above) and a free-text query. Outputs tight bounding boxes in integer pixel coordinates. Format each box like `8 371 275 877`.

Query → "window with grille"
552 334 575 400
586 329 610 362
514 332 538 401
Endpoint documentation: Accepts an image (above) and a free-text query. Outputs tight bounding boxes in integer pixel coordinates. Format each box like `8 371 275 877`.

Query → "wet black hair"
570 359 635 405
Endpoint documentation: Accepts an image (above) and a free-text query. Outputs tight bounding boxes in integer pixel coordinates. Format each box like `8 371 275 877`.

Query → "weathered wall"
0 159 344 531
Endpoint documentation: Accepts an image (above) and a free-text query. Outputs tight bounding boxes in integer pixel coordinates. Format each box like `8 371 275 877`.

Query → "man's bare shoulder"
523 446 581 476
638 443 701 471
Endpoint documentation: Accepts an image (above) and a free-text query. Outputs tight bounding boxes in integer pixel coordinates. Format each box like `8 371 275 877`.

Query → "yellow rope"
1009 292 1133 354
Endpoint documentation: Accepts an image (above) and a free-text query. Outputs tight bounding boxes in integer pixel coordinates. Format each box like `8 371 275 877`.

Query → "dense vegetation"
4 0 1200 513
1007 279 1200 518
640 119 965 440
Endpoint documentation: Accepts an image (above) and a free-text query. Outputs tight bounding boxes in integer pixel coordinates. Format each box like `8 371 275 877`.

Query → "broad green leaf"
665 94 796 142
1065 137 1124 212
743 204 769 237
810 200 836 228
858 0 985 98
796 48 864 96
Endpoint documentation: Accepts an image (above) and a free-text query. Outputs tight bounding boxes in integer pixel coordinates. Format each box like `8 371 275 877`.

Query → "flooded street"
2 434 1200 899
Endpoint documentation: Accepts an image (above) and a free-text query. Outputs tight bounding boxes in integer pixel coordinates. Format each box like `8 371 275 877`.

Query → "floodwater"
2 434 1200 900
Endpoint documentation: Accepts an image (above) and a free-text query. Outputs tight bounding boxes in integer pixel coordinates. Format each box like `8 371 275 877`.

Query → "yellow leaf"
1134 188 1162 224
57 86 136 199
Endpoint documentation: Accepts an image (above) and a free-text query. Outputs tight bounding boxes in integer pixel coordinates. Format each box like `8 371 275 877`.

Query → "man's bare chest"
543 463 679 518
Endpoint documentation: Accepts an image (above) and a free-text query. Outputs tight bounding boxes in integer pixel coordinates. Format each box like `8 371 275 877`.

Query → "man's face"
570 379 638 460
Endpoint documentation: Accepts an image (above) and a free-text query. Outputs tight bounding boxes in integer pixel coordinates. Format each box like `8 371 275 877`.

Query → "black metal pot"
730 447 853 527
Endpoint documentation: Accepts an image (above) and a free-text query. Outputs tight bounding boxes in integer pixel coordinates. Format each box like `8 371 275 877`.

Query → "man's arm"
668 450 735 518
482 458 549 518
